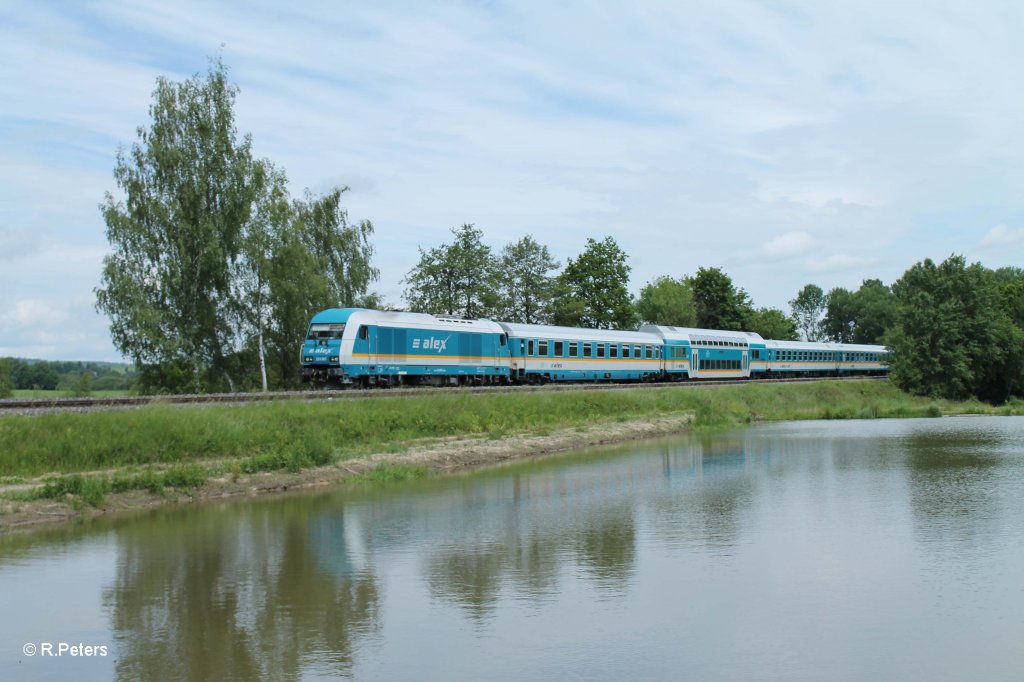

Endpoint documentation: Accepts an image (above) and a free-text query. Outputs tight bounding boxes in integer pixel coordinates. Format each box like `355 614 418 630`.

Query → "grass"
1 380 1020 507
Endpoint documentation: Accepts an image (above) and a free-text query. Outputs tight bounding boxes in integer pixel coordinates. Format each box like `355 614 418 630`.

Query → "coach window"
597 344 606 358
528 340 535 356
538 340 549 356
645 346 653 359
610 345 619 358
554 341 564 356
569 342 578 357
584 343 593 358
622 345 630 359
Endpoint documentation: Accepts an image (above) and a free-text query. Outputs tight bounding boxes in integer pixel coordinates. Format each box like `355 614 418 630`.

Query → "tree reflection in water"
105 498 379 681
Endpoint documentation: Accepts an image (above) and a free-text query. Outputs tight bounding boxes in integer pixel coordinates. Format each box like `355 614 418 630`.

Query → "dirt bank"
0 414 694 533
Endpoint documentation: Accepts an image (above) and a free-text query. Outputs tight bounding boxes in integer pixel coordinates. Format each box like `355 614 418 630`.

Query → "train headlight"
330 356 339 362
304 356 314 362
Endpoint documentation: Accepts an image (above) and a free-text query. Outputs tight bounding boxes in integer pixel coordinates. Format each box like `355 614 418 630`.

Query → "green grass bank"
1 381 1021 509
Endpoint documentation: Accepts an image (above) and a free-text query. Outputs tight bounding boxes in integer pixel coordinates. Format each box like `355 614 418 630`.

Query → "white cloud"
979 224 1024 249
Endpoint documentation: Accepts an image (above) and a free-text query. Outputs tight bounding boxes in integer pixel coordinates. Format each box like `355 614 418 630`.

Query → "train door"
742 350 749 377
691 348 699 378
366 326 376 369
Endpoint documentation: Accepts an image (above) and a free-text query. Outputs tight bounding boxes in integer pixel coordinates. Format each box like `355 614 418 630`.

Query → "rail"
0 375 888 413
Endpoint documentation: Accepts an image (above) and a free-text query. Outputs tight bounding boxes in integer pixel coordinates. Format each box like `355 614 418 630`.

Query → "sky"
2 1 1023 362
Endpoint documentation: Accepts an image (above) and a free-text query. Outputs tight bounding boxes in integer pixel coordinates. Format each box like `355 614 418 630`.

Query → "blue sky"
2 1 1023 361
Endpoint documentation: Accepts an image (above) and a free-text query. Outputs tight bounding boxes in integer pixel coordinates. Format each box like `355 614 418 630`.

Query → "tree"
96 58 378 393
495 235 559 323
231 161 289 392
403 224 498 318
887 254 1023 402
747 307 799 340
820 280 897 344
96 57 260 393
635 276 695 327
551 237 637 329
262 187 379 388
820 287 856 342
789 284 825 341
850 279 897 344
690 267 753 330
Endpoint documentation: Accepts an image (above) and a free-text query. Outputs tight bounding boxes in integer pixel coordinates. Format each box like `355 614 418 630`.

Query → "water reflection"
903 424 1007 551
106 497 379 681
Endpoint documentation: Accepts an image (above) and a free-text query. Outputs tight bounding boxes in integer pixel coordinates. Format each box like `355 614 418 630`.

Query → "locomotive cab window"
307 323 346 340
358 325 368 341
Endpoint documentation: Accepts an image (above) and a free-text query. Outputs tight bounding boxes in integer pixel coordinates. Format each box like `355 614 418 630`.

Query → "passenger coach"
498 322 661 383
640 326 766 380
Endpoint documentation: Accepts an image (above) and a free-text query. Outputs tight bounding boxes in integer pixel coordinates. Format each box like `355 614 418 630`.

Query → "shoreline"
0 414 695 534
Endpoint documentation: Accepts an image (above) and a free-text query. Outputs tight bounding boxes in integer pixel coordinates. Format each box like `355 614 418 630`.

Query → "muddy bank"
0 414 694 533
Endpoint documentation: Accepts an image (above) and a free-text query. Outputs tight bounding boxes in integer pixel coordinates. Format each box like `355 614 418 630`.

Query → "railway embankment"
1 380 1020 532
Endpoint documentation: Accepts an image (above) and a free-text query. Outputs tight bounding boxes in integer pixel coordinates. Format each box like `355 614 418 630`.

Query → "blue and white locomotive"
301 308 510 387
300 308 888 387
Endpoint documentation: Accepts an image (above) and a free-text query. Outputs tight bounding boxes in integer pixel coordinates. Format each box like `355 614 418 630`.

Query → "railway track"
0 375 887 414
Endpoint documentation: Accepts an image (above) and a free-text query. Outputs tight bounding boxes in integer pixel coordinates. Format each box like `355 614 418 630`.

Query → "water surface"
2 417 1023 681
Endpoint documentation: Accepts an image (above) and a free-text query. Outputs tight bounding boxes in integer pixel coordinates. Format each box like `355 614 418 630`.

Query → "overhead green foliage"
886 254 1024 403
551 236 637 329
635 276 695 327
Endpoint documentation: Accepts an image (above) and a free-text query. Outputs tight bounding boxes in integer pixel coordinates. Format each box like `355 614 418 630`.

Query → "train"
300 308 888 388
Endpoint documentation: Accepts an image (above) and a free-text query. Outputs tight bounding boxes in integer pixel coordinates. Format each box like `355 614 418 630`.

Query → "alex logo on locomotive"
411 336 450 352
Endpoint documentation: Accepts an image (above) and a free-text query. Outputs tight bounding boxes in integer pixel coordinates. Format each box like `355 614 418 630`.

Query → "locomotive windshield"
307 323 345 340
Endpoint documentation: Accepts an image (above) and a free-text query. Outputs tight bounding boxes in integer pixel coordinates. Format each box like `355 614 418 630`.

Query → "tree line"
402 225 801 340
0 359 136 396
76 58 1022 405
